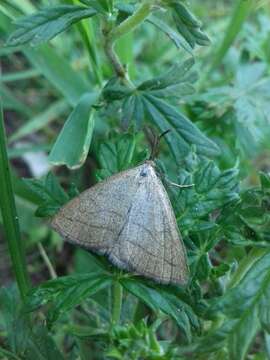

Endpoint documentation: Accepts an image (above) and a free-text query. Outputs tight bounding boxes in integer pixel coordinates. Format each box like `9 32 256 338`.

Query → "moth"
51 160 189 285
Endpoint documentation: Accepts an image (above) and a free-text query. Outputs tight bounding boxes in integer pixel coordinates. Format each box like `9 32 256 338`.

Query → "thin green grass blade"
9 99 69 143
0 99 30 300
210 0 254 71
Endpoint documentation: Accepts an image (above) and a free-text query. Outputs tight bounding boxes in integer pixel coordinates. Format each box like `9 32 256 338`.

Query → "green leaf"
22 172 69 217
148 15 192 52
79 0 110 13
195 62 270 157
208 250 270 360
142 94 220 160
98 134 135 174
49 92 98 169
104 59 219 160
25 273 112 326
22 172 68 206
96 133 147 177
172 157 239 229
0 286 28 354
138 58 197 98
260 172 270 191
120 279 199 341
24 325 65 360
116 3 193 53
7 5 97 46
0 286 65 359
171 2 210 49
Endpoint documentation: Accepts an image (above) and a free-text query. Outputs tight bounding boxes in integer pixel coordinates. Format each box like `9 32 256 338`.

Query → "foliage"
0 0 270 359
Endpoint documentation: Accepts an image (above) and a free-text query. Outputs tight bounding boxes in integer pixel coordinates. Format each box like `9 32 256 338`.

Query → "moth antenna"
166 179 194 188
149 129 171 160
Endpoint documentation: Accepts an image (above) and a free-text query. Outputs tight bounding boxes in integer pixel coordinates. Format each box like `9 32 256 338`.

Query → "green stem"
0 100 30 300
111 280 123 326
104 39 126 78
210 0 254 70
104 0 155 78
110 1 155 42
199 0 254 88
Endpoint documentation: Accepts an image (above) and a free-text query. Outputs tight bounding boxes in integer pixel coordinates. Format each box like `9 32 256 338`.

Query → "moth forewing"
50 161 189 285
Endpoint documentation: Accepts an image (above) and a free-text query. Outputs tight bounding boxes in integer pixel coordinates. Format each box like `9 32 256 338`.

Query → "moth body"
51 161 189 285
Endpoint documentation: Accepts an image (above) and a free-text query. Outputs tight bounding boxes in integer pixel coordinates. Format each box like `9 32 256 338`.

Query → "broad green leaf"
25 273 112 326
120 278 199 341
7 5 97 46
49 92 98 169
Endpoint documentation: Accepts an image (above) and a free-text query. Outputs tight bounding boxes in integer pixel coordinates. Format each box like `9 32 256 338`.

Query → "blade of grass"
210 0 254 71
0 68 40 83
9 99 69 143
25 45 90 107
0 84 33 117
76 19 103 86
0 99 30 300
1 12 91 107
199 0 254 88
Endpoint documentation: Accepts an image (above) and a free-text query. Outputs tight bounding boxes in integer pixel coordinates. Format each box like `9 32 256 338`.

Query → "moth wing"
109 171 189 285
50 167 140 254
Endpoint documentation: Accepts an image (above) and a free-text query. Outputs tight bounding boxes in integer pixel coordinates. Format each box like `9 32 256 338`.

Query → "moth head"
139 161 156 178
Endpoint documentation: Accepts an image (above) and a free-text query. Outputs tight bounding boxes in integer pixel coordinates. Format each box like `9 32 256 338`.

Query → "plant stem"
111 280 123 326
38 242 57 279
110 1 155 42
199 0 254 89
104 39 126 78
104 0 155 78
0 100 30 300
210 0 254 71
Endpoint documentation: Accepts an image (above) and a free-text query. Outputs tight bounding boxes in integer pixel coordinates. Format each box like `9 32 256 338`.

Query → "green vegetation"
0 0 270 359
